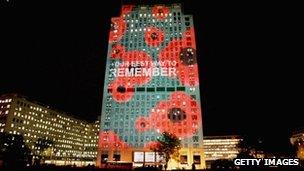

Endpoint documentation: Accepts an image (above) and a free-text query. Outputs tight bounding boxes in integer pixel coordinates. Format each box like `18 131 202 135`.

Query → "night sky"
1 0 303 153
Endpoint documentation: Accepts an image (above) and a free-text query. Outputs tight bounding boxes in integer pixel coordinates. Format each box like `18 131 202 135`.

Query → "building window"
193 155 201 164
101 154 108 163
180 155 187 164
190 95 196 99
113 154 121 161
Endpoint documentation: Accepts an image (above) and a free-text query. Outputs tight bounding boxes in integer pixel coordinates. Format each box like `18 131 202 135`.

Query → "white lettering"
117 68 125 77
234 159 262 166
152 68 160 76
169 68 177 77
135 67 141 77
125 68 134 77
111 66 177 77
161 68 168 76
142 68 152 77
111 69 117 77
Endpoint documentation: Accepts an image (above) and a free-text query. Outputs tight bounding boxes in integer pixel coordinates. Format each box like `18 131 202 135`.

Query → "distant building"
0 94 99 166
290 129 304 159
203 135 241 169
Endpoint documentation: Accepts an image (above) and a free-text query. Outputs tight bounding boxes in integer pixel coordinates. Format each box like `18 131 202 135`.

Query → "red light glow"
144 27 165 47
98 131 129 150
144 141 161 150
109 17 126 43
135 91 201 138
110 44 126 59
152 5 170 20
159 27 199 86
121 5 134 16
108 50 153 102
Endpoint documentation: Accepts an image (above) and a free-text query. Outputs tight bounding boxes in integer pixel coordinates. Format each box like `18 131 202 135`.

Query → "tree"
237 138 255 159
151 132 181 171
0 132 31 169
211 159 235 170
34 137 54 165
237 135 265 159
292 138 304 159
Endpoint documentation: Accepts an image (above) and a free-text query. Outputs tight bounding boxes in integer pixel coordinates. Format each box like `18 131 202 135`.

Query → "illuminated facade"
290 130 304 159
0 94 99 166
98 3 205 170
203 135 241 168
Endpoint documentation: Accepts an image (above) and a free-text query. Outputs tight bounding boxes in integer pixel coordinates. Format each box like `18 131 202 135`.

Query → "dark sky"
1 0 304 153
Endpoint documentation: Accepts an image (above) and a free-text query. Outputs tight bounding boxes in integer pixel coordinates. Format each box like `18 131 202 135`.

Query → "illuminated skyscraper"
98 3 205 169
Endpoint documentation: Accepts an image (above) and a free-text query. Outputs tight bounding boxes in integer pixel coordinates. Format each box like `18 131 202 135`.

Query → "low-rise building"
203 135 241 168
0 94 99 166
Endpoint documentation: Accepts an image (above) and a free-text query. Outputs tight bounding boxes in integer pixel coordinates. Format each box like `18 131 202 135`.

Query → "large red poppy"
107 77 135 103
135 91 201 138
159 27 199 86
144 27 165 47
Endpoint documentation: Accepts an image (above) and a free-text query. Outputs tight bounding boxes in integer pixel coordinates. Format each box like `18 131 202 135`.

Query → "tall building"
0 94 99 166
203 135 241 169
98 3 205 170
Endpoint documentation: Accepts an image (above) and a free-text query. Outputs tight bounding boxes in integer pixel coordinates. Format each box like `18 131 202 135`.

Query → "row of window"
107 86 186 93
10 113 98 145
107 77 183 87
0 110 9 115
0 104 10 109
124 11 181 19
0 99 12 103
12 110 94 138
100 153 201 164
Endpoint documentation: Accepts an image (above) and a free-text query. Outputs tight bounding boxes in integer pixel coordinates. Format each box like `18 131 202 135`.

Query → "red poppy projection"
144 141 161 150
107 78 135 103
98 4 204 168
110 43 125 59
159 27 199 87
152 5 170 20
121 5 134 16
98 131 129 150
108 5 134 44
144 27 165 47
119 51 153 85
109 17 126 43
103 4 202 154
108 50 153 102
135 91 201 138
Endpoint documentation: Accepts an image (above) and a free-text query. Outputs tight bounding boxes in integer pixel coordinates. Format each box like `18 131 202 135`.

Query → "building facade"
290 130 304 159
203 135 241 168
0 94 99 166
98 3 205 170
